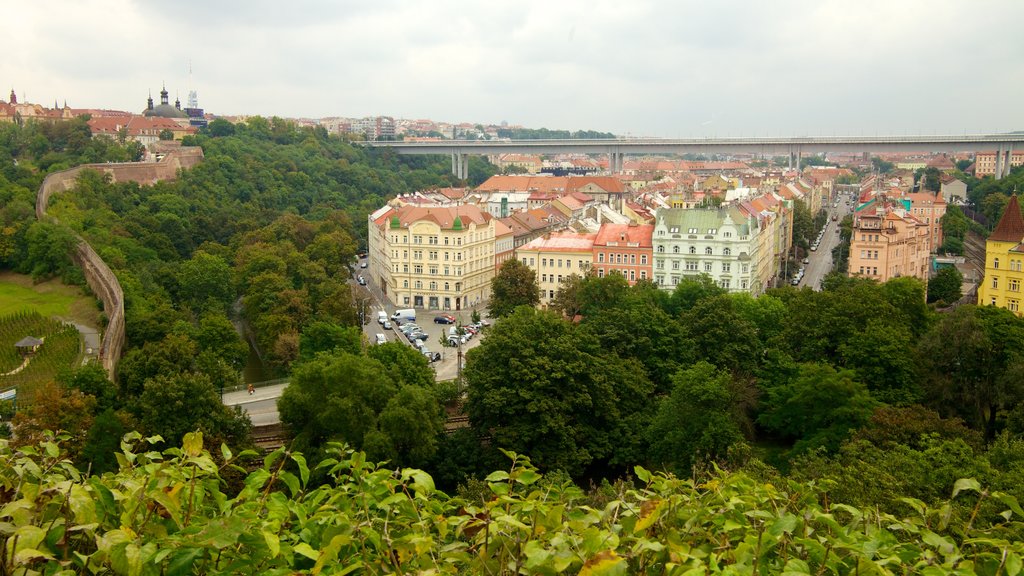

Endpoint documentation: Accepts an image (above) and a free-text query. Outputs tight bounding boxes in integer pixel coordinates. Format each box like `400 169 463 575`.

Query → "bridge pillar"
995 147 1004 180
458 154 469 180
452 153 457 176
1002 146 1014 179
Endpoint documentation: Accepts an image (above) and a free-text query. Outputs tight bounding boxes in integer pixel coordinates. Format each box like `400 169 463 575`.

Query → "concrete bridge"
362 134 1024 179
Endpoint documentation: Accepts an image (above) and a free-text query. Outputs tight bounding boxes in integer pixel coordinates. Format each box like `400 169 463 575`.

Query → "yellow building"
517 232 596 306
368 204 496 311
978 195 1024 315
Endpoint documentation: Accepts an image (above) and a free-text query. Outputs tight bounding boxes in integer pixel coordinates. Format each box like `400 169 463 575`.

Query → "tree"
298 321 361 361
131 371 252 449
758 362 878 454
549 273 586 319
277 350 443 465
928 266 963 305
647 362 745 476
917 305 1024 440
58 361 118 412
177 251 234 313
158 129 174 141
488 259 539 317
464 307 653 476
838 319 920 405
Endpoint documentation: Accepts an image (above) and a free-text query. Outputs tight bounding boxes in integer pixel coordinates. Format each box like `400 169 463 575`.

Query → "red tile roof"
990 195 1024 243
593 223 654 247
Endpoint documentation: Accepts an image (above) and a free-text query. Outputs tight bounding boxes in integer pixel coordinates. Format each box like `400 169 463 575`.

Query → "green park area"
0 271 99 325
0 272 99 398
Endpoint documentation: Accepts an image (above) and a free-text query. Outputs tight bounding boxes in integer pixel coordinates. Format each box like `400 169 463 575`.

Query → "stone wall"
35 147 204 379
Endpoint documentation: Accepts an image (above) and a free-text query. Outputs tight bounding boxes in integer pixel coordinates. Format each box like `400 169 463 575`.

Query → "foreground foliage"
3 433 1024 575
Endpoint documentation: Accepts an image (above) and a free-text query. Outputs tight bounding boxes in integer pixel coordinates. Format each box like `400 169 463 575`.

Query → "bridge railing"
223 377 290 395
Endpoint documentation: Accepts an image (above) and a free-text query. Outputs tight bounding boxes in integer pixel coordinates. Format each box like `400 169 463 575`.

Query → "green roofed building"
653 207 764 294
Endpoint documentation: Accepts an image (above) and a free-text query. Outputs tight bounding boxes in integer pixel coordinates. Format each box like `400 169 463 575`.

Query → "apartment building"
977 195 1024 315
847 200 930 284
975 151 1024 177
517 232 597 306
592 223 654 285
652 207 761 293
902 191 947 252
368 204 496 311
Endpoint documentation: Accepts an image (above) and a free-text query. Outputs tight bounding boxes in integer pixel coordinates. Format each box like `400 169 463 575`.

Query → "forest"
4 116 1024 573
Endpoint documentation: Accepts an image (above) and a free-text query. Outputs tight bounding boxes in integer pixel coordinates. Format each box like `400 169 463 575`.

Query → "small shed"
14 336 43 356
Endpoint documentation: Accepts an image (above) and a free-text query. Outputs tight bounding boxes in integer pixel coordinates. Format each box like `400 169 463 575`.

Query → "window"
542 274 547 282
685 261 698 271
741 280 748 289
724 232 732 238
705 247 713 255
672 261 680 270
994 258 1000 269
722 248 731 256
657 246 665 253
722 263 731 273
630 270 636 281
429 281 437 290
1010 300 1020 312
656 275 664 285
1011 279 1020 292
598 253 605 263
689 246 696 254
741 264 748 274
414 265 423 274
704 262 712 272
993 277 999 289
630 254 636 265
403 280 409 288
719 279 729 288
641 255 648 265
640 270 647 279
415 280 422 289
542 258 547 267
673 246 680 254
657 260 664 269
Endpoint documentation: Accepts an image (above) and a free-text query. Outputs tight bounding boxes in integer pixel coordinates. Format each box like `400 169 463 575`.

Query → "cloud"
3 0 1023 136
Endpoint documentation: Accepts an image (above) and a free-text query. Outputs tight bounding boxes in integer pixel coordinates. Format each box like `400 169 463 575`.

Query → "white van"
391 309 416 323
377 311 388 325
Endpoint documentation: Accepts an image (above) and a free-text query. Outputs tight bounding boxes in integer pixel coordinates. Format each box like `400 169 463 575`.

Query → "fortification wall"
35 147 204 379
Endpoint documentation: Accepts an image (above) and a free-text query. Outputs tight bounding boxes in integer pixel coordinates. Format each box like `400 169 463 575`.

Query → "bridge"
361 134 1024 179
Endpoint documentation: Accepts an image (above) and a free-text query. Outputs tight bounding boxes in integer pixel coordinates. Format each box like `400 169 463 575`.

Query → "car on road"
792 277 800 285
382 319 392 330
360 261 368 268
433 314 456 324
810 245 817 251
357 275 366 285
375 334 387 345
423 350 441 362
802 257 810 264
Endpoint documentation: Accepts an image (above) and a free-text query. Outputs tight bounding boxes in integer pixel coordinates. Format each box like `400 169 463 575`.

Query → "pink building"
848 200 931 284
592 223 655 285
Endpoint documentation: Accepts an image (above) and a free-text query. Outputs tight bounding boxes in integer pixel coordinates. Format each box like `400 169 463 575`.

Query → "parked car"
357 275 366 285
434 314 456 324
412 331 429 341
802 257 809 264
360 261 368 268
375 334 387 345
382 319 392 330
792 277 800 286
423 350 441 362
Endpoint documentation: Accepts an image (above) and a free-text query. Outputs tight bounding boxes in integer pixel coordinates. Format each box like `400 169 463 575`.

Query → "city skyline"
4 0 1024 137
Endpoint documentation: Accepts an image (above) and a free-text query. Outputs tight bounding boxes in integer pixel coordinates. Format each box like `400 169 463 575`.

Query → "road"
223 382 288 426
797 196 853 290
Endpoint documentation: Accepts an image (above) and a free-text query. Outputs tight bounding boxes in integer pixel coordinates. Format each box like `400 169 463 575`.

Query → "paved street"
797 195 853 290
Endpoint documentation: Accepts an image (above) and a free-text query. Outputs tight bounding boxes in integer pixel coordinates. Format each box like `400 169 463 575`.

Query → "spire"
147 90 154 110
8 89 15 104
160 83 169 105
990 195 1024 243
174 93 181 110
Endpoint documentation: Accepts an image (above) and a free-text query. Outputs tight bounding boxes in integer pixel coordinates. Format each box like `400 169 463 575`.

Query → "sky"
4 0 1023 138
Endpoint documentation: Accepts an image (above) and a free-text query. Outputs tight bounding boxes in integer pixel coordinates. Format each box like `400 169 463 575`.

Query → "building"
592 223 654 285
142 86 189 120
353 116 396 140
847 199 931 284
652 207 761 293
517 232 596 306
940 176 967 204
902 191 947 252
977 195 1024 315
368 204 497 311
974 151 1024 177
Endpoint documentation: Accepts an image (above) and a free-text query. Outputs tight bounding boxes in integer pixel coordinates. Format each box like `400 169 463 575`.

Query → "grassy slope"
0 271 99 326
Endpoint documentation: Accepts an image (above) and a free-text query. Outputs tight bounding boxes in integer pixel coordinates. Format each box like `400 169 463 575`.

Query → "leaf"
781 558 812 576
921 530 956 555
220 443 232 462
768 514 799 538
993 492 1024 518
634 499 666 534
408 469 435 496
182 431 203 457
263 531 280 559
13 548 55 564
279 471 300 498
580 550 627 576
69 484 98 525
294 542 319 561
485 470 509 482
952 478 981 498
514 469 540 486
165 547 205 576
1007 552 1022 576
634 465 652 483
291 452 309 487
264 447 286 471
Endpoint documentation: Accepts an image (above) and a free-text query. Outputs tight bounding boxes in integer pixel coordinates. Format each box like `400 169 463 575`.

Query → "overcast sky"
4 0 1023 137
